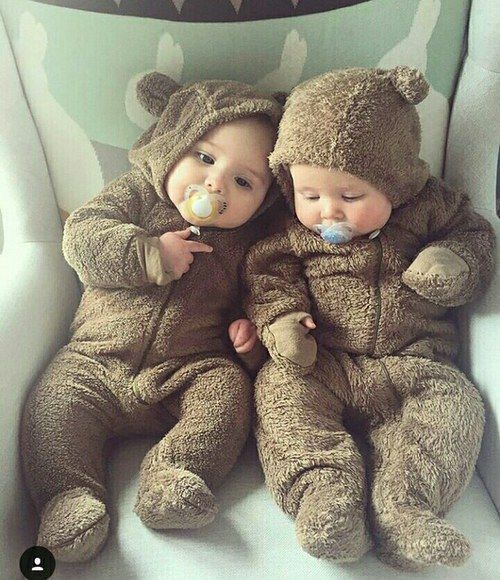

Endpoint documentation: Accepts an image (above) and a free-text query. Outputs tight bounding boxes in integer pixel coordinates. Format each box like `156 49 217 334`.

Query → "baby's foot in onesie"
295 482 371 562
134 466 218 529
37 487 110 562
374 506 471 571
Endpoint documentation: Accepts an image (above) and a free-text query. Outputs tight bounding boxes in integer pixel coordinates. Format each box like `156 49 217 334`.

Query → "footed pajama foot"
134 466 218 529
374 506 471 571
295 483 372 562
37 487 110 562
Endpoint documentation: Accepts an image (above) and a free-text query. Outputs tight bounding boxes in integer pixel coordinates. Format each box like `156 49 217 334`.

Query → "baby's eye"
342 195 364 202
235 176 251 189
305 195 320 201
196 152 214 165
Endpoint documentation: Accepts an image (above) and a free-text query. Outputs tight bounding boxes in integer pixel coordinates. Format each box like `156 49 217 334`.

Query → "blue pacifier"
314 222 355 244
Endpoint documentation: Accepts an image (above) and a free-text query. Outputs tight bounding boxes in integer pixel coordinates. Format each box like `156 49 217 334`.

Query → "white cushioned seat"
1 0 498 578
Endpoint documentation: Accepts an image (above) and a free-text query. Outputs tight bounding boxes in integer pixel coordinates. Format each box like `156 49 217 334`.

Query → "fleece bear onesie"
20 73 283 562
243 67 495 571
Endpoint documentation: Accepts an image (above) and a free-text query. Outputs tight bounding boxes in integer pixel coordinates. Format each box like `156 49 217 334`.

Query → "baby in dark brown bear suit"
243 67 495 571
20 73 284 563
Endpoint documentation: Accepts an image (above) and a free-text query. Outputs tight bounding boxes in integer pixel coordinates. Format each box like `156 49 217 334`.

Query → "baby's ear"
388 66 429 105
136 72 181 117
272 91 288 106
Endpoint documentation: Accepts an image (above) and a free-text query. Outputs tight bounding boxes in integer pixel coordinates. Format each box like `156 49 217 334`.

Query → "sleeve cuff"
136 236 175 286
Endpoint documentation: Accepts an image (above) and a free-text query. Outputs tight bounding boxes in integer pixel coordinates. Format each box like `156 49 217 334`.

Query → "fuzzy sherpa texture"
20 74 284 562
243 67 495 571
268 66 430 209
37 488 110 563
134 465 218 529
130 72 282 202
245 177 495 355
295 479 372 562
250 344 485 570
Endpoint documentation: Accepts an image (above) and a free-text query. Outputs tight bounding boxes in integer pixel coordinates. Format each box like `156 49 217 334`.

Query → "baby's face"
290 164 392 238
165 117 275 228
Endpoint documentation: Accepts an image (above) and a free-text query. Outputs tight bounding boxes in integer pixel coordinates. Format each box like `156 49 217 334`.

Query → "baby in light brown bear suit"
20 73 284 563
243 67 495 571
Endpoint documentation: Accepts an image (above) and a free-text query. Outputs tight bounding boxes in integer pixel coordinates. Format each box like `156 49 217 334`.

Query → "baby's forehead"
290 164 367 183
198 119 274 163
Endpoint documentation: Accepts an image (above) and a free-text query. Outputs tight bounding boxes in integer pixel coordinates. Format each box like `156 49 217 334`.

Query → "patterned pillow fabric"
9 0 373 22
0 0 470 220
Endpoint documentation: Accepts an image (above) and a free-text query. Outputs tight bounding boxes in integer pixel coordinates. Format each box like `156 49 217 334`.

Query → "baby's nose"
321 200 344 220
205 172 224 193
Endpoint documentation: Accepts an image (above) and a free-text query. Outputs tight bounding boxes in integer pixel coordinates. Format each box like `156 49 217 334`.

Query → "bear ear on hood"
388 66 429 105
136 72 181 117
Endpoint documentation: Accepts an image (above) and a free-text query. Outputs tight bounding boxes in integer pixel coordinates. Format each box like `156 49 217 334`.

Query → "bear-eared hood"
129 73 283 221
269 66 431 210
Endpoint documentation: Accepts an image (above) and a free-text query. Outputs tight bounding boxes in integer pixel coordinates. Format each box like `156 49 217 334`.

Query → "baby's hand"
267 311 317 370
228 319 258 354
300 316 316 330
158 228 213 280
402 246 470 306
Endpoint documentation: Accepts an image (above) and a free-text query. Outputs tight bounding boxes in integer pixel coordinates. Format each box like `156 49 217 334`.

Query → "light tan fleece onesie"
243 67 495 571
20 73 283 563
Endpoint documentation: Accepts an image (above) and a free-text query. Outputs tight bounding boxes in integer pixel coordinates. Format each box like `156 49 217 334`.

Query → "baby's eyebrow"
197 139 219 150
197 139 266 183
244 166 266 183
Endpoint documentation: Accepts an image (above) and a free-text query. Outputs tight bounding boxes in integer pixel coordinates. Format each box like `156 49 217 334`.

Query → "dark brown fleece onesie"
20 73 283 563
243 67 495 571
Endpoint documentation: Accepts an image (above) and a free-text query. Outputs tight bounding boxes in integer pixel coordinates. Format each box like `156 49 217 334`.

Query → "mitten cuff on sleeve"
264 311 317 369
136 236 175 286
402 246 471 307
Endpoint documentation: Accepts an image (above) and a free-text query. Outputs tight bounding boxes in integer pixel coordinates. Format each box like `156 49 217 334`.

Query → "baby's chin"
180 212 243 230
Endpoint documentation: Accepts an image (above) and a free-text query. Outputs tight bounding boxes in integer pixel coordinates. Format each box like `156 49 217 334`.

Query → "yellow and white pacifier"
179 184 227 226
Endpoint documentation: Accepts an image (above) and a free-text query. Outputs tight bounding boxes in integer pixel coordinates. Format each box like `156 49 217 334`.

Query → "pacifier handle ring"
184 184 210 200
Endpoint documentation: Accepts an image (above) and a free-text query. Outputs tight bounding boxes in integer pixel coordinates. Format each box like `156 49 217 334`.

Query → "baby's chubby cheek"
163 174 185 208
293 197 318 231
349 195 392 235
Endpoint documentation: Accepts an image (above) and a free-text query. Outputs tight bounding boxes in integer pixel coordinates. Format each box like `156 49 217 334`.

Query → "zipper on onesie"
134 272 176 387
370 236 383 356
133 223 207 395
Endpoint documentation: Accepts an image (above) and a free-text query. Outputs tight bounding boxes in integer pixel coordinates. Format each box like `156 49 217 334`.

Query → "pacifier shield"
314 222 355 244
